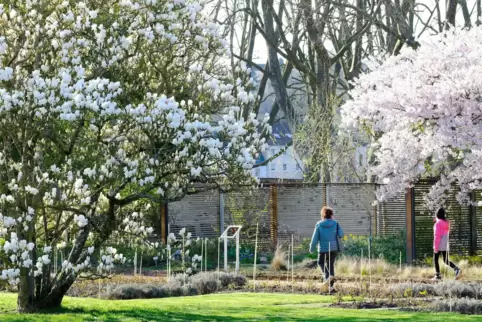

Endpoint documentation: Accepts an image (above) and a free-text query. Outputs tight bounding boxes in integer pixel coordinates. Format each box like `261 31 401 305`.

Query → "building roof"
255 153 266 165
267 120 292 146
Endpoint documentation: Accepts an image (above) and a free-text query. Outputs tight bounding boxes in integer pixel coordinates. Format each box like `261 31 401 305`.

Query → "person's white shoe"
326 276 334 284
454 268 462 280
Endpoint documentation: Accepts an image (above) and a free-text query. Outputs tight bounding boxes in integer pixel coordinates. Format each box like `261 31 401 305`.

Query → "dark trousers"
434 251 457 275
318 251 337 286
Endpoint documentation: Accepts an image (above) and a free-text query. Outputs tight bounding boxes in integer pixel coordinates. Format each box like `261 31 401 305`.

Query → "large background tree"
214 0 481 182
0 0 267 312
340 27 482 208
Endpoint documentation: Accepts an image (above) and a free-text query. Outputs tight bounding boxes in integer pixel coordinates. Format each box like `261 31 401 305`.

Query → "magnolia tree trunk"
17 270 35 313
17 214 111 312
18 285 70 312
17 267 77 312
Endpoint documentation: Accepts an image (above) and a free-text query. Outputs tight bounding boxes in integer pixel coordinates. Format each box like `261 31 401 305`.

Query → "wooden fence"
407 183 482 262
162 183 403 251
157 182 482 262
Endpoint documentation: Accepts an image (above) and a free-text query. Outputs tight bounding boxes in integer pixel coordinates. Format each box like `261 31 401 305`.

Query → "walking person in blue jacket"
309 206 344 292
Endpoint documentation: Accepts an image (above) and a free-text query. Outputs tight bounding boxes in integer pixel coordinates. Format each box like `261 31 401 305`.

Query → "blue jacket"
309 219 344 253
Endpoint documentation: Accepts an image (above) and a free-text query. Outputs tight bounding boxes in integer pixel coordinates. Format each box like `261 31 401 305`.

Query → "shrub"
433 281 478 298
389 281 482 299
163 282 186 297
182 285 199 296
342 232 406 264
450 255 482 266
430 299 482 314
106 271 246 299
389 283 436 297
169 273 190 286
108 284 169 299
227 242 258 264
190 272 220 294
217 271 247 288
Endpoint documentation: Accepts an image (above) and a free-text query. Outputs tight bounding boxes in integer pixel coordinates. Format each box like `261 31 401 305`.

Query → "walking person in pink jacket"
432 208 462 280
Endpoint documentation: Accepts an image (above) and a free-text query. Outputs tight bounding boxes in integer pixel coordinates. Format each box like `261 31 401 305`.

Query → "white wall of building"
253 146 304 180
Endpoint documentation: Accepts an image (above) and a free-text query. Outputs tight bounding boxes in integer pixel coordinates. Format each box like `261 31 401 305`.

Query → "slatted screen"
413 183 435 260
168 184 385 248
165 183 482 258
377 193 406 235
224 188 271 250
277 185 324 245
326 184 376 236
168 189 220 238
413 183 472 260
474 192 482 252
446 189 471 256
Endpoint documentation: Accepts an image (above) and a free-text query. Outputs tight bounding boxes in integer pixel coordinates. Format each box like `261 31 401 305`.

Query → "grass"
0 292 481 321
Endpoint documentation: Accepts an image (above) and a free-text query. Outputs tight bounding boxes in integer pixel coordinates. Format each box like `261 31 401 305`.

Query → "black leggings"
317 251 337 286
434 251 457 275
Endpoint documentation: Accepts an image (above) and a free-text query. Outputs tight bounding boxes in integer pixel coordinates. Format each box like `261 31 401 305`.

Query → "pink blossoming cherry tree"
341 28 482 209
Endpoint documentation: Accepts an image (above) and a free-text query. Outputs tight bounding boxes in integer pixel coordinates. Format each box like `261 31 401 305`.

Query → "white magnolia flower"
74 215 88 228
0 0 269 289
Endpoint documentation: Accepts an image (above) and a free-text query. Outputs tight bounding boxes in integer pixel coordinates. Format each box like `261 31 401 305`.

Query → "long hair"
436 208 447 221
321 206 334 219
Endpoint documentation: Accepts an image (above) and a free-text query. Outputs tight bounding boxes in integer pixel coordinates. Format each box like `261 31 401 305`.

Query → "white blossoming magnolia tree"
341 28 482 209
0 0 268 312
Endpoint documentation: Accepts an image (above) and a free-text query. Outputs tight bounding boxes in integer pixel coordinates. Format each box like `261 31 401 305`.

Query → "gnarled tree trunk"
18 275 76 312
17 203 115 312
17 270 35 313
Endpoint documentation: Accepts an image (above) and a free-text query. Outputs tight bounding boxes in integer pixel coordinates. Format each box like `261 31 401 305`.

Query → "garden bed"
331 301 399 309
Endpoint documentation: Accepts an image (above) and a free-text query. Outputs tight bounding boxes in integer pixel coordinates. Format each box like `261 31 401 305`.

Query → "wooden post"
405 187 415 263
470 191 477 255
160 203 167 244
269 185 278 249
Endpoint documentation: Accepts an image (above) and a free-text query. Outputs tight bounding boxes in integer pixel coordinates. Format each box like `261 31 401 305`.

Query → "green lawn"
0 292 478 321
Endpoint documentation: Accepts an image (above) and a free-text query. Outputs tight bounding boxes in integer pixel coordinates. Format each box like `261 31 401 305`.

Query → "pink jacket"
433 219 450 252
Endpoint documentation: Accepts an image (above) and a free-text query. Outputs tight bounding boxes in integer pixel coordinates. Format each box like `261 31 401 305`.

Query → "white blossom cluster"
191 254 202 270
341 27 482 209
166 227 202 274
168 232 177 244
60 245 97 275
34 246 52 277
0 208 35 235
97 247 125 273
0 0 267 287
120 211 155 236
0 232 48 284
74 215 89 228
